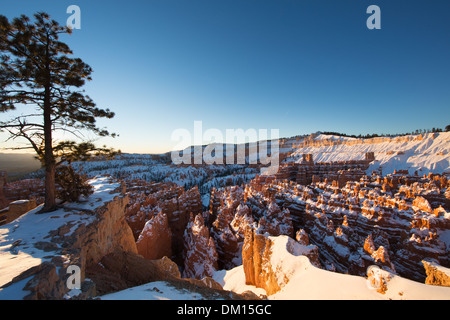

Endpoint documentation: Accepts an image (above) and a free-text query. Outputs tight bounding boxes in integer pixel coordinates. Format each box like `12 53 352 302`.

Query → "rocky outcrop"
242 228 280 295
136 210 172 260
242 229 321 296
422 260 450 287
210 186 246 269
413 196 432 213
257 202 293 237
208 184 295 270
162 185 203 263
275 160 371 186
294 229 321 267
0 177 138 299
86 250 180 296
183 213 218 279
71 187 138 268
0 199 37 226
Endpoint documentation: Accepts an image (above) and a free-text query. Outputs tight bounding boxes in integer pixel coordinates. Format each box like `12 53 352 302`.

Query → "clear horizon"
1 0 450 154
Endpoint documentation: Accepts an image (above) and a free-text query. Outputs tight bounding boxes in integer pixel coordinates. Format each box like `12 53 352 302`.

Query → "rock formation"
183 213 218 279
125 180 203 265
422 260 450 287
257 201 293 237
241 171 450 282
208 184 294 270
242 228 280 295
274 157 372 186
136 210 172 260
0 199 37 226
242 229 321 295
0 178 138 299
86 251 180 296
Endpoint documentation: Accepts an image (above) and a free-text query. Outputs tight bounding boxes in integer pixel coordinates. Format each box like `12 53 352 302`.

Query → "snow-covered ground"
0 177 121 300
100 281 212 300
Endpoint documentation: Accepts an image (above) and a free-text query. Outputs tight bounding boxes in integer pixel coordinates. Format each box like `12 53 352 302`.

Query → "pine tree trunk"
40 83 57 213
40 33 57 213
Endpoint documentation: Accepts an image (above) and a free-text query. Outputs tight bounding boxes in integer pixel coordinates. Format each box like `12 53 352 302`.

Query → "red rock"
125 181 203 265
242 228 280 295
412 196 432 213
136 210 172 261
422 260 450 287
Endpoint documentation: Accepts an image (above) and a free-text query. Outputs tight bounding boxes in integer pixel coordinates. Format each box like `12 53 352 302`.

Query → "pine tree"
0 13 116 212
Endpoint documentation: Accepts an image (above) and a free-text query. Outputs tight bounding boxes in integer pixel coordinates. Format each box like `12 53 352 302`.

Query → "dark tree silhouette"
0 13 116 212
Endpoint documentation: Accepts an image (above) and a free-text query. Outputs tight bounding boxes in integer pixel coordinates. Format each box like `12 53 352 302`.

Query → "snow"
9 200 32 205
100 281 222 300
315 134 357 142
0 276 32 300
0 176 121 299
100 281 192 300
212 266 267 297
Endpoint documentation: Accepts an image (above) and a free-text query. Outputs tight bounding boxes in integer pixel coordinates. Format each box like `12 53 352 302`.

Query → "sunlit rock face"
136 210 172 261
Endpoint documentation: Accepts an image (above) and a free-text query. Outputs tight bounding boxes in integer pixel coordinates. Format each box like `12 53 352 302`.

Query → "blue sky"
1 0 449 153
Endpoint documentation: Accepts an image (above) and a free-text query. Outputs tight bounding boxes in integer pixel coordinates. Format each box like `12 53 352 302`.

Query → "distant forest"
318 125 450 140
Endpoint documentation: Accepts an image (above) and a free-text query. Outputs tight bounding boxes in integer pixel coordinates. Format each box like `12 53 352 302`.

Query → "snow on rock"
287 132 450 175
246 172 450 282
0 176 137 300
183 214 218 279
221 234 450 300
